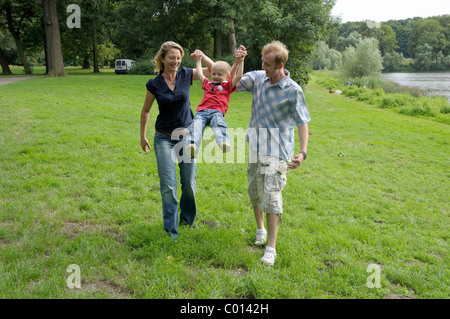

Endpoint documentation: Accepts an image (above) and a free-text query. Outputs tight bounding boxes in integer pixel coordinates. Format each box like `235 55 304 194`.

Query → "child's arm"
195 57 206 83
192 50 213 79
232 46 246 87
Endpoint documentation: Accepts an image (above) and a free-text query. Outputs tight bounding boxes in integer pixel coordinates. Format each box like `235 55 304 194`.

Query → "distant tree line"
0 0 336 84
311 15 450 75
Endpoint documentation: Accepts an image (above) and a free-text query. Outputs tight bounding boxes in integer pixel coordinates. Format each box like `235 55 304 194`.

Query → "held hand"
190 50 204 60
235 45 247 60
141 137 151 153
287 152 305 169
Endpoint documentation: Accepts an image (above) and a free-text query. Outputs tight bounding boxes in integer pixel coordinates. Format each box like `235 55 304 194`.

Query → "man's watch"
300 151 308 160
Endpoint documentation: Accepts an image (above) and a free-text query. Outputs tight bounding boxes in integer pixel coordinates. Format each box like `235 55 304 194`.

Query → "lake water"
381 72 450 101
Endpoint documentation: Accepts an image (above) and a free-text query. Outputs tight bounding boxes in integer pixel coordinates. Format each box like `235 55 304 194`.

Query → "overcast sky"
331 0 450 22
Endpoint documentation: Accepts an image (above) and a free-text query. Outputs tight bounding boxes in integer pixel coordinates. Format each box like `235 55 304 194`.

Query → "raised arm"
195 56 206 83
231 45 247 87
232 56 245 87
192 50 213 80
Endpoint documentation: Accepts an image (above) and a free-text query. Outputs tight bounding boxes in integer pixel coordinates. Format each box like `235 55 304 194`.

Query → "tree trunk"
5 6 32 75
0 48 12 75
42 0 68 77
214 29 222 59
228 17 236 55
92 20 100 73
82 55 91 69
42 20 49 75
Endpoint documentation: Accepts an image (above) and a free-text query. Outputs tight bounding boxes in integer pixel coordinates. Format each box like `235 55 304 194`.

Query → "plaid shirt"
236 70 311 162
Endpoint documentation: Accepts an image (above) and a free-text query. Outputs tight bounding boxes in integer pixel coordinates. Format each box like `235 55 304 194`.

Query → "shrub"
129 60 155 75
440 102 450 114
399 97 442 117
400 101 430 116
343 86 365 98
342 38 383 78
430 96 450 114
381 94 415 109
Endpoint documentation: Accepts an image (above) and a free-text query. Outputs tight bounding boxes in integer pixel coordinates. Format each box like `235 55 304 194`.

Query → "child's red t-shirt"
196 78 236 116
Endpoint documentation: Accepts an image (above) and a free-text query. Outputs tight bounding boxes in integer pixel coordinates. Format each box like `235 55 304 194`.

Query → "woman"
140 41 213 240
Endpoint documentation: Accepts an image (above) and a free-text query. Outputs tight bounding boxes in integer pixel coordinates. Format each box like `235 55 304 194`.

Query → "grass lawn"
0 68 448 299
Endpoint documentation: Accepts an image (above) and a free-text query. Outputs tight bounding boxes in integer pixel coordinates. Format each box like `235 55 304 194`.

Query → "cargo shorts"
247 152 289 216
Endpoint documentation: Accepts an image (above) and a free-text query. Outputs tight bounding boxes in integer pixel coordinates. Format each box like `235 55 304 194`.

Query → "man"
236 41 310 266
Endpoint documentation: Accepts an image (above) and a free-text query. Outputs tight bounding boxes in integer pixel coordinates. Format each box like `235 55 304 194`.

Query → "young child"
185 47 246 158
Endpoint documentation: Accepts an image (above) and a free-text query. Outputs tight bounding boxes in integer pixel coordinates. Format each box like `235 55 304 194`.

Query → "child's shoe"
260 246 276 266
186 144 197 159
220 142 231 153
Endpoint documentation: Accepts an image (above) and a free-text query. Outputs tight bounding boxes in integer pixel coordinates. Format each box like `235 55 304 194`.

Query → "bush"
129 60 155 75
380 94 415 109
342 86 365 98
398 97 444 117
439 102 450 114
342 38 383 78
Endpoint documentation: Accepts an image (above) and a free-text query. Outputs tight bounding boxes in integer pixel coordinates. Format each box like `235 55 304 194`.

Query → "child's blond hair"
212 61 232 77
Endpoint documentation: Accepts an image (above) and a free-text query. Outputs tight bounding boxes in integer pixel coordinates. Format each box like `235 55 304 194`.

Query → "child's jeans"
186 109 230 150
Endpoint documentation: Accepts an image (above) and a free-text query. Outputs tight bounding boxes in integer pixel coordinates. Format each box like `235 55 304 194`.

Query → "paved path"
0 76 40 85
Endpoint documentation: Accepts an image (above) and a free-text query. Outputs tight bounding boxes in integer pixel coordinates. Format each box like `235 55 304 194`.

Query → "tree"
378 24 398 55
342 38 383 78
0 0 40 74
358 23 398 56
311 41 341 70
385 17 421 58
382 51 404 72
413 43 433 71
336 31 362 52
42 0 67 77
413 43 450 71
0 18 12 74
311 41 331 70
238 0 336 85
0 47 12 74
408 19 446 58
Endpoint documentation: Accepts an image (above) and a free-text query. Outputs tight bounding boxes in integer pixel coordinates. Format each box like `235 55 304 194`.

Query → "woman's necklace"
163 74 176 87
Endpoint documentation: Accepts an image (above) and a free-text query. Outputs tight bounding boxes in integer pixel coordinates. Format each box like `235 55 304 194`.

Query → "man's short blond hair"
262 41 289 66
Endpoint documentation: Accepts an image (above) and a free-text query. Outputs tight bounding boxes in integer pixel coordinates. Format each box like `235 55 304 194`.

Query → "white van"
115 59 135 74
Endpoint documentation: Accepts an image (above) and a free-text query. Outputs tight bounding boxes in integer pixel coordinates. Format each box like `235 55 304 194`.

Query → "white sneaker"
220 142 231 153
261 247 276 266
186 144 197 158
255 228 267 246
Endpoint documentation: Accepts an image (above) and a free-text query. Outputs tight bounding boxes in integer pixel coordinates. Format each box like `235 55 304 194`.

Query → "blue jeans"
186 110 230 150
154 132 197 239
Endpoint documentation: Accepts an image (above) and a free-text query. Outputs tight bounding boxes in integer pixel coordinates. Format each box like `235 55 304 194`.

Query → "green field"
0 68 448 298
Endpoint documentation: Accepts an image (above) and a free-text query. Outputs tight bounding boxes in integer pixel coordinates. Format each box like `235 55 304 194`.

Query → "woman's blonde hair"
154 41 184 73
262 41 289 66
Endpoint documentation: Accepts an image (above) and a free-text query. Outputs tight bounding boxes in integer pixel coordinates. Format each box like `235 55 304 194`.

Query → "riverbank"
381 72 450 101
311 71 450 125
